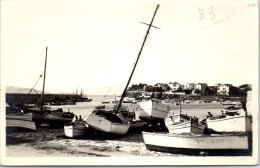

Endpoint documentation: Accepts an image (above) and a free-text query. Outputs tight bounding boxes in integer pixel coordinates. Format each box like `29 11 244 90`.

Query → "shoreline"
6 127 180 157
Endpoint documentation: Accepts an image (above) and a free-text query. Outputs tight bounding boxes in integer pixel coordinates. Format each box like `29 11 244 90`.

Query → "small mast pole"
116 5 160 113
41 46 48 110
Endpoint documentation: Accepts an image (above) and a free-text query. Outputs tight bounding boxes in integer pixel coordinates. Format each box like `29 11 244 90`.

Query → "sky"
1 0 258 94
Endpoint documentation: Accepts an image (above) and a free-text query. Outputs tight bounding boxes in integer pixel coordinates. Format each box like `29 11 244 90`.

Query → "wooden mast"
116 4 160 113
41 46 48 110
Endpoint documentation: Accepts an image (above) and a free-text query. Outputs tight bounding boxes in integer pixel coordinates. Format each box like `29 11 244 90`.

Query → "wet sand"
6 127 179 157
6 98 229 157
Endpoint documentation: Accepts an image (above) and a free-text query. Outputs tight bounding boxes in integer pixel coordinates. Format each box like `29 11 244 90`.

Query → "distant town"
126 82 252 99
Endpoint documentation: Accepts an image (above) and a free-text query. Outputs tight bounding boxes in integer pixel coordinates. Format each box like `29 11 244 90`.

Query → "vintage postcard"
0 0 258 166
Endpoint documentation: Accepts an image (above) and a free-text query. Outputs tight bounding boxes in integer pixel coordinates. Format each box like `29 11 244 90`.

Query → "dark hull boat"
43 109 74 126
6 110 36 131
21 47 75 126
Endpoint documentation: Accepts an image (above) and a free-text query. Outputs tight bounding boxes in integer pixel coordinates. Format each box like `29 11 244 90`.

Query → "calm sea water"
49 95 229 121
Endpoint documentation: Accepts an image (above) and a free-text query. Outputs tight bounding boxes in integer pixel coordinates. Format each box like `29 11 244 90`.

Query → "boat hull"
86 113 130 134
207 115 252 133
130 120 147 128
142 132 250 155
64 122 88 138
164 115 205 134
6 119 36 130
165 121 205 134
137 100 169 122
43 112 74 125
6 113 36 130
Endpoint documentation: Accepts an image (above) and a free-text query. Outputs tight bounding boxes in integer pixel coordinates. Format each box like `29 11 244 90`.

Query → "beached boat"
86 5 160 134
43 108 74 125
164 114 205 134
137 99 170 123
206 108 252 133
118 110 147 129
142 132 250 155
64 120 89 138
6 112 36 130
25 47 75 126
86 110 130 134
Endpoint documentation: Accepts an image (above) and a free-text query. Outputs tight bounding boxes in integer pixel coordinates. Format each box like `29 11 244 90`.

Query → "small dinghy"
64 119 89 138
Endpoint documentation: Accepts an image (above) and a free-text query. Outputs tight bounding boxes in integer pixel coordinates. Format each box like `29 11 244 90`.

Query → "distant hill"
91 87 124 96
6 86 124 95
5 86 50 94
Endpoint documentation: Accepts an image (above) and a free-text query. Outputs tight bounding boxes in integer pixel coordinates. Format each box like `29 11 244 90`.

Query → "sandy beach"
6 126 180 157
6 96 229 157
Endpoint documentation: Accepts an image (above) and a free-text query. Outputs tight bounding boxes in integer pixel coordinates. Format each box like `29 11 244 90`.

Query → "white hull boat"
86 111 130 134
206 109 252 133
137 99 170 122
64 120 89 138
86 5 160 135
142 132 250 155
164 114 205 134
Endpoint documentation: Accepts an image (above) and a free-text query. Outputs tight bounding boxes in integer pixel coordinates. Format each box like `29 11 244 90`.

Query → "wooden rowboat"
64 120 89 138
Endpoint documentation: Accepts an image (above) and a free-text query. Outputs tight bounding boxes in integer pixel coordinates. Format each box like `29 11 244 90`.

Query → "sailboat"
86 5 160 134
111 94 119 104
40 47 74 125
24 47 75 126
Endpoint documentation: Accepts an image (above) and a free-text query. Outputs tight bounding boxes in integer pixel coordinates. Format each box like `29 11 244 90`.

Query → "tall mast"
41 46 48 110
116 5 160 113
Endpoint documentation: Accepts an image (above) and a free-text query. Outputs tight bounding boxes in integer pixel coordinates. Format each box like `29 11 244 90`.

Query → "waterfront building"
216 84 230 95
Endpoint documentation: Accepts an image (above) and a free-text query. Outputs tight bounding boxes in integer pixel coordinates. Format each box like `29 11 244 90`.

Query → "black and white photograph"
0 0 258 166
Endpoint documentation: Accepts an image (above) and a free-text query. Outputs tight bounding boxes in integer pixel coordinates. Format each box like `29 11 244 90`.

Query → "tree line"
127 83 251 97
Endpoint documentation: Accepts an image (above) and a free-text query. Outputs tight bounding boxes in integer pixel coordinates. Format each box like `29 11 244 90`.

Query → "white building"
217 84 230 95
169 82 181 91
184 83 202 90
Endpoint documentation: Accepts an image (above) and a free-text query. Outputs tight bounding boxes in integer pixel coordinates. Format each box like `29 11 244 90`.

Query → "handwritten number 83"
198 7 215 20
